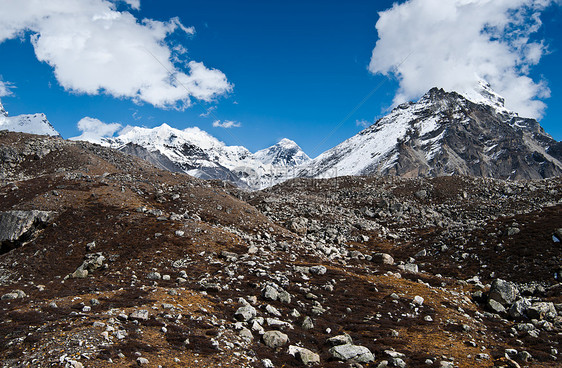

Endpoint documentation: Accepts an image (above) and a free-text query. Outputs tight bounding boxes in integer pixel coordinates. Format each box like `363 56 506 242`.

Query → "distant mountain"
254 138 311 167
299 84 562 180
101 124 310 190
0 99 59 137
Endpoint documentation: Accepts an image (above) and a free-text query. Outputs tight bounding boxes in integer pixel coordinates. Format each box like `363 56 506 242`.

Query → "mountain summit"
0 99 59 137
299 87 562 180
101 124 310 190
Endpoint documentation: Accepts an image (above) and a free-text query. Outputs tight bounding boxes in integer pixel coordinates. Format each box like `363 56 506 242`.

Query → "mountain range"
1 83 561 188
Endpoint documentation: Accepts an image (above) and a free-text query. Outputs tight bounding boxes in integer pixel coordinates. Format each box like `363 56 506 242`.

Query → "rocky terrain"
1 130 562 368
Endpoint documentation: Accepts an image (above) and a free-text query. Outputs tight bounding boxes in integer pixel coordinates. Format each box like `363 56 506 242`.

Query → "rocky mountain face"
300 87 562 181
0 100 7 117
0 99 59 137
101 124 310 190
1 130 562 367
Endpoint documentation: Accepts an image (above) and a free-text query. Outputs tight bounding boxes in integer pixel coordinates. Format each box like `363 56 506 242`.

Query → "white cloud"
70 117 122 144
212 120 241 128
369 0 558 118
0 0 231 109
122 0 140 10
356 119 371 128
199 106 217 117
0 80 14 97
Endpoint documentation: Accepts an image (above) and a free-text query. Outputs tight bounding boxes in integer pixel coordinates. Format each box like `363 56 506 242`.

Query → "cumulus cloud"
369 0 558 118
0 0 231 109
212 120 241 128
70 117 122 144
123 0 140 10
0 80 14 97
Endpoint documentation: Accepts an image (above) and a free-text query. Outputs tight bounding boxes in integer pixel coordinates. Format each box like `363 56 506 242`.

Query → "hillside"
1 131 561 367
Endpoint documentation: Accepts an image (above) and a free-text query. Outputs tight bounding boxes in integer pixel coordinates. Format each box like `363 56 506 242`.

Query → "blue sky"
0 0 560 157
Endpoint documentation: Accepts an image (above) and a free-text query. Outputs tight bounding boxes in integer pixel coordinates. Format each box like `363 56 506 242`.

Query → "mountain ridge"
0 99 59 137
299 87 562 180
1 85 561 187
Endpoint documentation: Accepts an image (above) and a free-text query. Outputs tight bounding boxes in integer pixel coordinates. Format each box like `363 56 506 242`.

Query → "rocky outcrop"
0 210 56 253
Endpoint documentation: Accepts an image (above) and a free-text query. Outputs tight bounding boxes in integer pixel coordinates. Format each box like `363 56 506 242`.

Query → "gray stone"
398 263 418 273
129 309 149 321
415 190 428 200
509 298 532 319
239 328 253 341
288 345 320 365
146 272 161 280
372 253 394 265
527 302 557 320
69 252 106 278
70 268 88 279
329 344 375 363
302 316 314 330
136 357 149 365
507 227 521 236
489 279 517 306
263 285 279 301
263 330 289 348
278 290 292 304
235 305 257 322
1 289 26 300
265 304 282 317
391 357 407 368
310 265 327 275
327 333 353 346
488 299 506 314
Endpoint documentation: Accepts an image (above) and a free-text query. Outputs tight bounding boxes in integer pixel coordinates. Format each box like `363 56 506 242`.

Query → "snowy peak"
300 86 562 181
95 124 310 190
0 100 59 137
0 100 7 117
255 138 311 167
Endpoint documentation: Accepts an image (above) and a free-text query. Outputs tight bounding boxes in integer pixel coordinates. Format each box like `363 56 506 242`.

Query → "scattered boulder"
372 253 394 265
1 289 26 300
327 333 353 346
488 299 506 314
68 253 106 279
527 302 557 320
147 272 162 280
235 305 257 322
263 330 289 348
509 299 532 319
310 265 327 275
329 344 375 363
288 345 320 365
489 279 518 306
263 285 279 301
129 309 149 321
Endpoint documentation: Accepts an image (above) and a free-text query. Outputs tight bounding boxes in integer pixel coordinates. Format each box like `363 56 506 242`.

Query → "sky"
0 0 560 158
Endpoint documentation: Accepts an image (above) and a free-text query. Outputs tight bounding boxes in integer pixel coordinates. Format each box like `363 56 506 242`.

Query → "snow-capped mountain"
0 99 59 137
101 124 310 190
299 87 562 180
254 138 310 167
0 100 7 117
